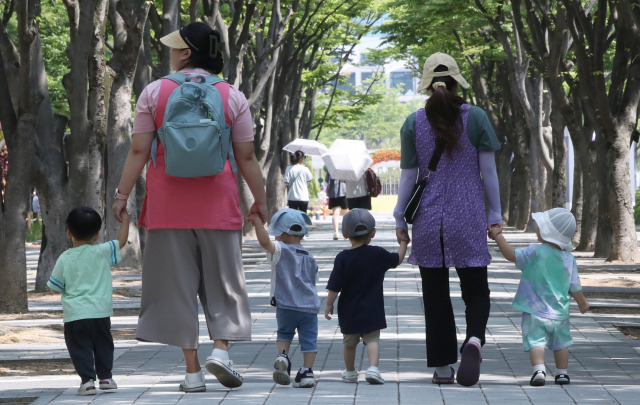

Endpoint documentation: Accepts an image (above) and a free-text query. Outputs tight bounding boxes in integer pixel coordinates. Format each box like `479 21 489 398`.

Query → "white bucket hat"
417 52 470 93
531 208 576 251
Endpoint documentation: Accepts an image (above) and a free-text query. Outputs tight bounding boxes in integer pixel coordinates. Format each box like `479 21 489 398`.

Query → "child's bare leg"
529 347 545 366
553 348 569 369
344 344 357 371
302 352 316 369
277 340 291 355
366 341 379 367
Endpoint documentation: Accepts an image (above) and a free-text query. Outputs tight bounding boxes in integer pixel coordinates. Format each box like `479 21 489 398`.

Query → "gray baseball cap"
342 208 375 237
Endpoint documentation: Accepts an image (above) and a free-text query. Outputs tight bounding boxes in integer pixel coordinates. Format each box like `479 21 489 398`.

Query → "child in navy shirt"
325 209 408 384
247 209 320 388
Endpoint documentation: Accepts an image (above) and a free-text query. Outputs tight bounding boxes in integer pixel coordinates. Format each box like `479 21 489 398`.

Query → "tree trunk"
550 106 567 208
602 134 640 261
104 0 149 267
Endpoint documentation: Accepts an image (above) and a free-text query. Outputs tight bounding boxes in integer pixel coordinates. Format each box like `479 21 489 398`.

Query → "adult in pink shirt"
112 23 266 392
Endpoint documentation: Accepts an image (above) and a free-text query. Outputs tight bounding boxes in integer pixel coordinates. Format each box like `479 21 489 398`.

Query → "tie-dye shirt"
513 243 582 320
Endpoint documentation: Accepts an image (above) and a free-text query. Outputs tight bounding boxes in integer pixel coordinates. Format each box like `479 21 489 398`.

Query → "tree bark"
105 0 149 266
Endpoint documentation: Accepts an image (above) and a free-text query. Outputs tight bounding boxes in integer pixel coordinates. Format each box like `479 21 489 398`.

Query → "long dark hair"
425 65 466 154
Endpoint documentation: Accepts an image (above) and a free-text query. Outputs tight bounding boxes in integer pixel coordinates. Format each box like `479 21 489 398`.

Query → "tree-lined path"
1 217 638 404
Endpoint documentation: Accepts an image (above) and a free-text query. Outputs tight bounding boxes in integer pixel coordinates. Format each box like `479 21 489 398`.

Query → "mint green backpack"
151 73 236 177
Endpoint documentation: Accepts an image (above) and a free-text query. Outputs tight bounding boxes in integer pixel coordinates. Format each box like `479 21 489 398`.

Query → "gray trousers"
135 229 251 349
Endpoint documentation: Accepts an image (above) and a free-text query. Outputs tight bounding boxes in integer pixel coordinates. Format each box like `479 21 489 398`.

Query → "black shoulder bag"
403 139 446 224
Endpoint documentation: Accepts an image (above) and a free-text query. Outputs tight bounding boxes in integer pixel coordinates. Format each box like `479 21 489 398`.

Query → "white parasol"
321 139 373 181
282 138 329 156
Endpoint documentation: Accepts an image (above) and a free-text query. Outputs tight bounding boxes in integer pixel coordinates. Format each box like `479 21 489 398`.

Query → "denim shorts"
521 312 573 351
276 307 318 352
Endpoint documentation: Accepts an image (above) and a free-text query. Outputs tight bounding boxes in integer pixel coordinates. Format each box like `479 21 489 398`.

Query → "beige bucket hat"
417 52 470 92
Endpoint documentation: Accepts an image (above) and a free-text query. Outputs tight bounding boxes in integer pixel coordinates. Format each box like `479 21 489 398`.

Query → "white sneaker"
341 369 358 383
205 353 243 388
333 232 340 240
365 366 384 384
99 378 118 390
77 380 96 396
179 370 206 392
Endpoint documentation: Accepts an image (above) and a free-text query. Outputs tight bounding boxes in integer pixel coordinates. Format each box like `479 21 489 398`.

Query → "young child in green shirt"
47 206 129 395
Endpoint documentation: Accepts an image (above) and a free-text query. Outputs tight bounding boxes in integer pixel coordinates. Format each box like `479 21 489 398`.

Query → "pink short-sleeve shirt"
133 68 253 230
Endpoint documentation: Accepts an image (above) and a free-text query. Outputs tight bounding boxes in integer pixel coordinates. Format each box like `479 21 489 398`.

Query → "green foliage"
40 1 70 117
316 81 424 149
25 221 43 243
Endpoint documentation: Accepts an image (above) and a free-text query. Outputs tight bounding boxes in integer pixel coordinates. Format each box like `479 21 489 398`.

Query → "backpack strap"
151 72 235 172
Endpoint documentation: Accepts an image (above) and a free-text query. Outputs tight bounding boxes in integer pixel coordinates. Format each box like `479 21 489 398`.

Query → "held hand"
248 201 268 223
245 213 260 227
487 223 503 239
324 304 334 320
396 228 410 244
112 199 127 223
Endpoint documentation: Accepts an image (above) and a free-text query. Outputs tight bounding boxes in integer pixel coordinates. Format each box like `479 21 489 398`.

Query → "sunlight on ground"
371 194 397 212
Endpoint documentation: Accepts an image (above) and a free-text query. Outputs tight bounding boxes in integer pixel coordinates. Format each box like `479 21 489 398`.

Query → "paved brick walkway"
1 214 638 404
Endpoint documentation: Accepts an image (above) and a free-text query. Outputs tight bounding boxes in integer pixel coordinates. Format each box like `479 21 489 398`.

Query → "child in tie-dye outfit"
489 208 589 387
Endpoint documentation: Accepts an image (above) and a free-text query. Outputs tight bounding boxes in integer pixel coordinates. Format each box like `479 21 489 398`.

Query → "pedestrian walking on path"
490 208 590 387
111 22 267 392
47 207 129 395
393 52 503 387
247 209 320 388
325 209 408 385
284 151 313 213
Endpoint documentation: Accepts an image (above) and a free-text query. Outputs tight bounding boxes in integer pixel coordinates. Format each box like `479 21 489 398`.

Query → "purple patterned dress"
408 106 491 269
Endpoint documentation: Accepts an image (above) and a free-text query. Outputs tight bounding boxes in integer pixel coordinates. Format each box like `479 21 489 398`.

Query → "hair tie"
432 81 447 90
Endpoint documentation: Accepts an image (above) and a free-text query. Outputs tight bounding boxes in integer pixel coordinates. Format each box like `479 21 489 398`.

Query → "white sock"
435 365 451 377
468 336 482 347
555 368 567 375
211 348 229 362
533 364 546 374
367 365 379 372
299 367 311 373
185 371 203 383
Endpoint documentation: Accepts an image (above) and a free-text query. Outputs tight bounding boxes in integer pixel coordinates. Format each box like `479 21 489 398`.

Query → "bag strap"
420 138 445 182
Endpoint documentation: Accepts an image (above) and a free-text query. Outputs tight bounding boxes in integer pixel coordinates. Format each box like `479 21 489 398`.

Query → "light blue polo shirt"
47 240 121 323
268 241 320 314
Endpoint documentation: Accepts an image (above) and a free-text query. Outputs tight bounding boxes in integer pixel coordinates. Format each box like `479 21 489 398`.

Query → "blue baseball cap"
268 208 312 236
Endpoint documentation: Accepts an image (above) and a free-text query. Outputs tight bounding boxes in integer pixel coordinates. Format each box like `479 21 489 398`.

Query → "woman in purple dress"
393 53 503 387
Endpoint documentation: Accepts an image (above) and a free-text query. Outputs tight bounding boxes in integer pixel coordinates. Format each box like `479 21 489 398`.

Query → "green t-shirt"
47 240 121 323
400 105 500 169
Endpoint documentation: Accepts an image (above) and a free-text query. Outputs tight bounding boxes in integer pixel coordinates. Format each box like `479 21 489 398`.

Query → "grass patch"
25 221 42 243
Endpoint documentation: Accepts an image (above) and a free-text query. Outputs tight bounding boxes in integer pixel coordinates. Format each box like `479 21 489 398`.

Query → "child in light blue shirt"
48 207 129 395
490 208 589 387
247 208 319 389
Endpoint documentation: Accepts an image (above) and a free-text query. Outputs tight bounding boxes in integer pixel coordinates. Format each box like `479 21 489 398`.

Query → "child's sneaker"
99 378 118 390
77 380 96 396
341 369 358 383
205 352 243 388
179 370 206 392
365 366 384 384
292 368 315 388
554 373 570 385
273 351 291 385
530 370 546 386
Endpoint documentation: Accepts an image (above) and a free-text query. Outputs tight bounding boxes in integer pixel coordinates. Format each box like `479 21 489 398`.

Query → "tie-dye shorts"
521 312 573 351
